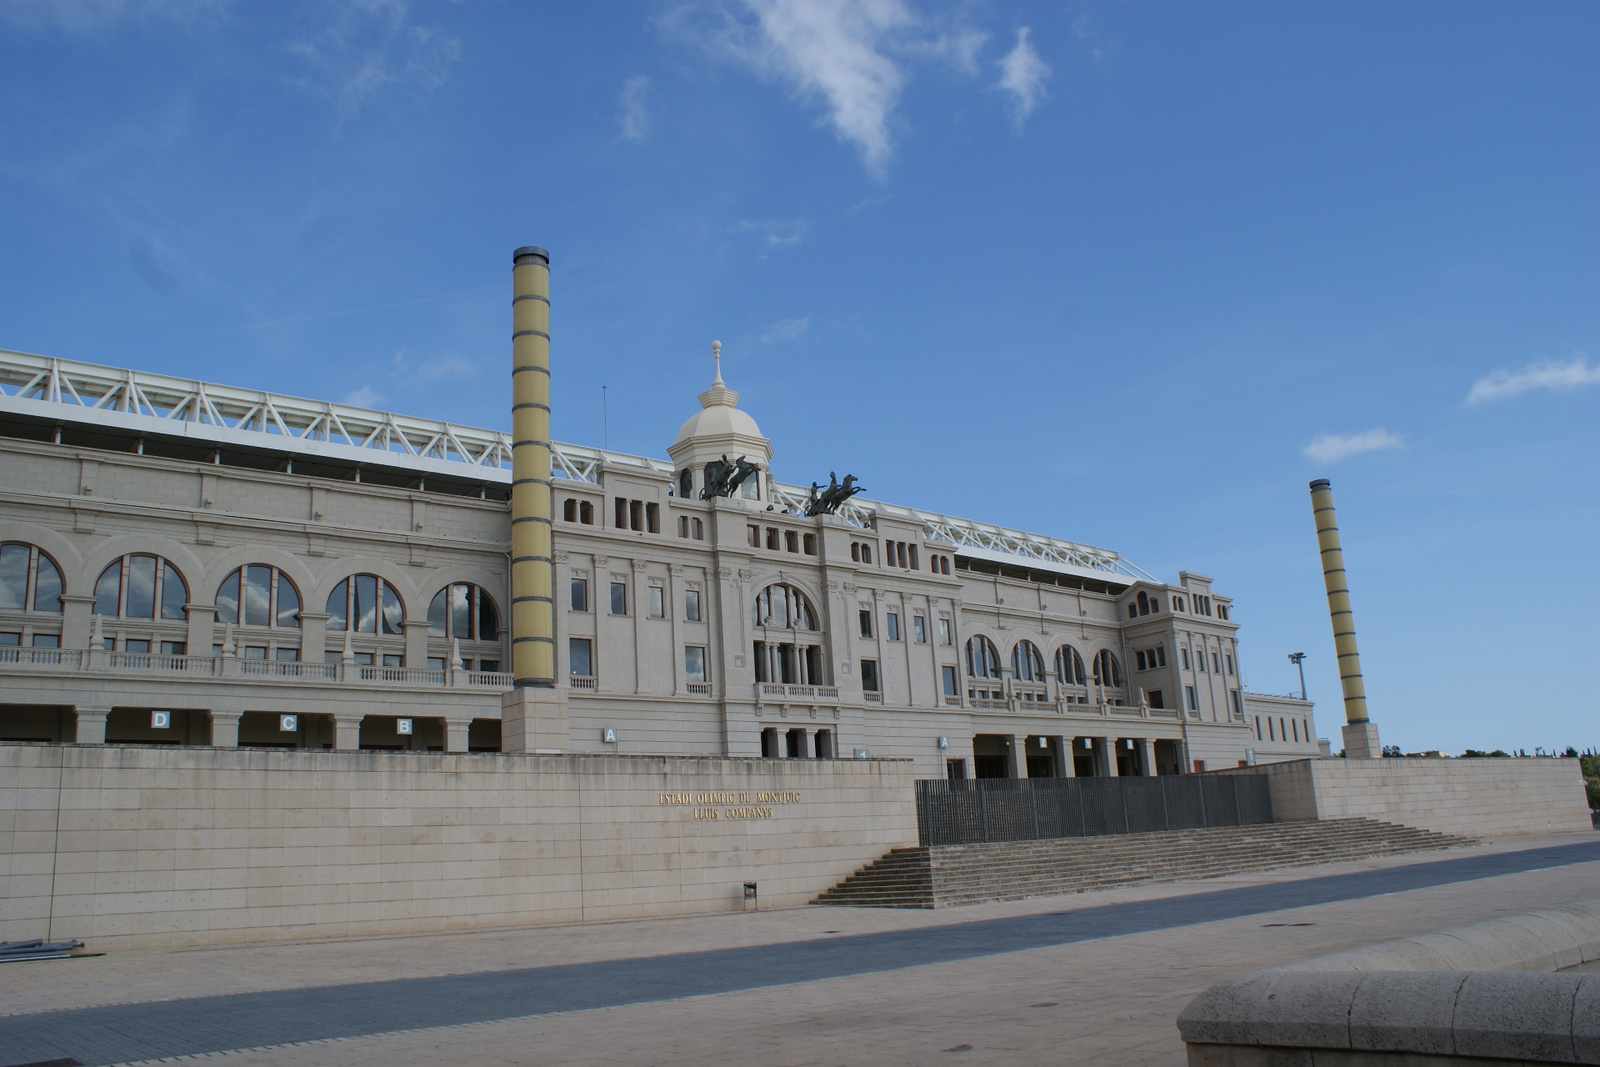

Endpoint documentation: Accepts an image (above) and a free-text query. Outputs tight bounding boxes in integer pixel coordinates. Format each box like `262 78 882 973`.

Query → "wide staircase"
813 818 1476 909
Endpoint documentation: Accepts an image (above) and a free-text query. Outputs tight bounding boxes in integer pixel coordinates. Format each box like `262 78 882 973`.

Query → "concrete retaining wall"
1178 901 1600 1066
0 742 917 950
1216 757 1592 837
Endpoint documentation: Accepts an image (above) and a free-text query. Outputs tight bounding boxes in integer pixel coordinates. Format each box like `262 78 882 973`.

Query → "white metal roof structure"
0 348 1152 585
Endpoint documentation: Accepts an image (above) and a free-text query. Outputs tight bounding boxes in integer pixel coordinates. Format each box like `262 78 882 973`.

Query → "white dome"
672 383 764 446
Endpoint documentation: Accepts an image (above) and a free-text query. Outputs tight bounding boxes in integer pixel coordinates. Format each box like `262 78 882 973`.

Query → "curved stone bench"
1178 901 1600 1065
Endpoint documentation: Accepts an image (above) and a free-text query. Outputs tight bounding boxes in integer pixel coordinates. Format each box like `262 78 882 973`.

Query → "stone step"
814 818 1477 909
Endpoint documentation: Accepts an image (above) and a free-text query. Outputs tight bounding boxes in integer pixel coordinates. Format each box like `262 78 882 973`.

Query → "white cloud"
737 217 809 247
759 316 809 344
288 0 461 126
668 0 985 179
1464 355 1600 405
996 27 1049 128
1303 427 1405 464
618 74 652 141
341 385 386 409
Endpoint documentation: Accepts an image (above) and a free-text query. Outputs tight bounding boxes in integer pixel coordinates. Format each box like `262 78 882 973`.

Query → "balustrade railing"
0 648 514 689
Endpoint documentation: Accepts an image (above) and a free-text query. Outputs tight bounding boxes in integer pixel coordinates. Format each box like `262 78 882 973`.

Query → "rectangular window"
1226 653 1234 675
803 533 816 555
1157 646 1167 667
569 637 592 677
1185 685 1198 711
1197 649 1208 672
912 614 927 643
382 653 403 668
32 634 59 649
908 545 919 570
1212 652 1221 673
941 665 958 696
610 582 627 615
765 528 779 550
615 497 628 529
1256 717 1262 740
630 500 645 532
685 589 702 622
1232 690 1243 717
938 617 952 645
1181 647 1191 670
570 578 589 612
161 640 187 656
860 659 880 692
274 647 298 662
646 502 660 533
748 524 761 548
858 609 873 639
648 586 665 618
885 612 901 641
1148 689 1164 709
784 531 798 553
684 646 706 682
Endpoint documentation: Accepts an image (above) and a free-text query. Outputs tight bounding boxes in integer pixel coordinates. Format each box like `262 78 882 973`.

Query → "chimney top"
513 246 549 264
1309 478 1331 491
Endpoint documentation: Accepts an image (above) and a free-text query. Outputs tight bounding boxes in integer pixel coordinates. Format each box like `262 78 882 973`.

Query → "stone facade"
0 349 1322 777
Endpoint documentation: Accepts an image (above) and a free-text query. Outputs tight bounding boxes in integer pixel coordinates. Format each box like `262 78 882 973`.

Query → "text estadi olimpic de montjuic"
658 791 802 820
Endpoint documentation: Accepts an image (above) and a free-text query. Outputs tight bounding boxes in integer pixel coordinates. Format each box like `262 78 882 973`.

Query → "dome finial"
712 339 723 385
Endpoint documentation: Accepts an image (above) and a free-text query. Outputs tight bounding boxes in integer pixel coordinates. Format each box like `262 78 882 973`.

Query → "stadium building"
0 280 1320 779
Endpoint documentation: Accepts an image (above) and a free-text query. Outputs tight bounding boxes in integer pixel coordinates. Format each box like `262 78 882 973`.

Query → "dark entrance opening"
814 729 834 759
105 707 207 746
945 758 967 780
468 718 502 752
784 727 809 758
760 727 779 758
0 704 74 743
1154 738 1183 775
1115 738 1143 776
972 734 1010 779
1024 735 1057 778
1072 737 1097 777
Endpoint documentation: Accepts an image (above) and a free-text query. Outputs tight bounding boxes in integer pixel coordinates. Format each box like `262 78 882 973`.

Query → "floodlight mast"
1287 652 1307 701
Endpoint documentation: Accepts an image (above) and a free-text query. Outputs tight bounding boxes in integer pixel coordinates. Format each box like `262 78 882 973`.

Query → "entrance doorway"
1024 735 1057 778
972 734 1010 778
1072 737 1097 777
1114 738 1142 776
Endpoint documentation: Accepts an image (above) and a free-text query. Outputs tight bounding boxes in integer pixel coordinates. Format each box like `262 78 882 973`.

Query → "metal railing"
914 774 1273 847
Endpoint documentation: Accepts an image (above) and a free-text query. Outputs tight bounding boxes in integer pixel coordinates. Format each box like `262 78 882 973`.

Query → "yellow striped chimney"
510 247 555 689
1309 478 1381 757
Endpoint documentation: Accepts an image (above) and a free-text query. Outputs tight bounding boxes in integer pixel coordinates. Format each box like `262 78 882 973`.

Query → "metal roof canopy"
0 348 1151 584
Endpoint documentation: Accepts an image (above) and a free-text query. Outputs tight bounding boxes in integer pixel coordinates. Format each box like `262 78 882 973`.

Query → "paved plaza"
1 832 1597 1067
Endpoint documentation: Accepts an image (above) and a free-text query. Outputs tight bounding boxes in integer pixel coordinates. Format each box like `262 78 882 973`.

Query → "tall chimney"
500 246 568 753
1309 478 1380 758
511 246 554 689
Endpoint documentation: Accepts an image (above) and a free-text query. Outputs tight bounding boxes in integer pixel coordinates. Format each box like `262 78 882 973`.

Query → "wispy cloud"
392 348 478 381
737 217 810 247
996 27 1049 128
667 0 986 179
288 0 461 127
758 316 809 344
618 74 652 141
1464 355 1600 405
0 0 224 32
342 385 386 408
1304 427 1405 464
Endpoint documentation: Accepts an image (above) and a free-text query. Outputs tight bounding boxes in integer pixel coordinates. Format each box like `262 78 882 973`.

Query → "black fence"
914 774 1274 847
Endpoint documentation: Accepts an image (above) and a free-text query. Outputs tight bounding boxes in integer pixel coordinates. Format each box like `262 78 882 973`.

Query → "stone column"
186 602 217 658
74 705 109 744
59 594 96 650
1055 735 1074 778
1008 734 1029 779
445 717 472 753
1099 736 1119 777
1140 737 1158 776
402 619 431 668
298 611 330 666
209 710 242 747
334 714 363 751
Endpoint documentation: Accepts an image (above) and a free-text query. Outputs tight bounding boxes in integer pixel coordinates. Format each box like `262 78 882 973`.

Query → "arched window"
751 584 817 630
0 542 63 613
1055 645 1086 686
1172 595 1186 613
1093 649 1123 688
965 635 1001 679
216 566 301 628
326 574 403 634
94 554 187 619
428 583 499 640
1012 640 1045 682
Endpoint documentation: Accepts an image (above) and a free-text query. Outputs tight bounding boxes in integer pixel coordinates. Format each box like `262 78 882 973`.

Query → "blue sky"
2 1 1597 754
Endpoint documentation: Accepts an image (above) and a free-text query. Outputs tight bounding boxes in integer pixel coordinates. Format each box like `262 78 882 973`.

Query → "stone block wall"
0 742 917 950
1216 757 1592 837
